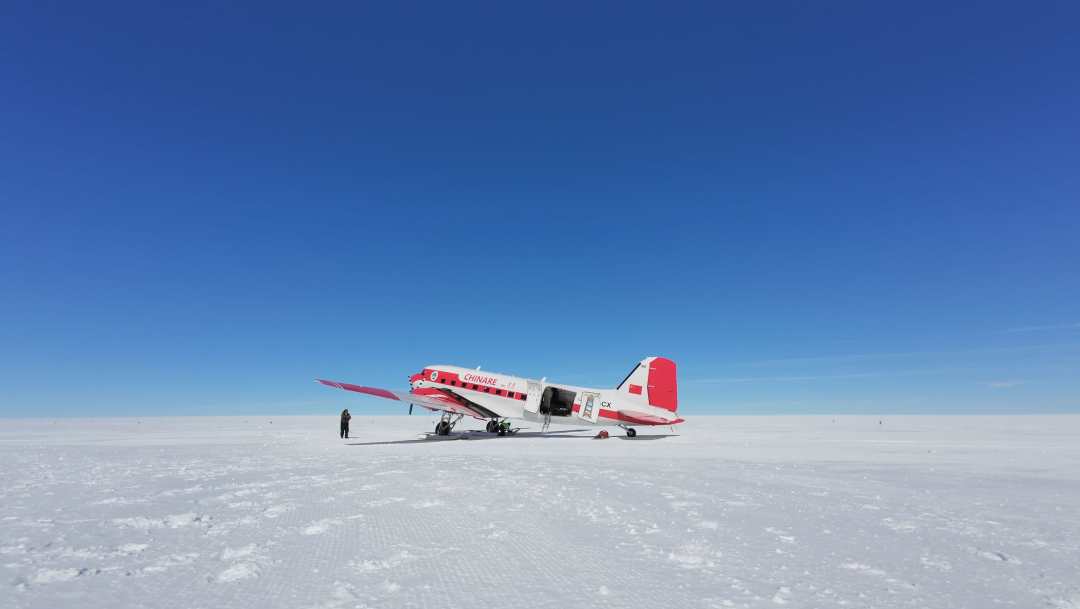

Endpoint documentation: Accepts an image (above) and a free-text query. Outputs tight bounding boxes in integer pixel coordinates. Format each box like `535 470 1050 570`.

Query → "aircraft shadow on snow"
346 428 679 447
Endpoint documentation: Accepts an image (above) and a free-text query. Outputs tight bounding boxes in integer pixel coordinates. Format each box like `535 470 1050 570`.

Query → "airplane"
316 356 684 438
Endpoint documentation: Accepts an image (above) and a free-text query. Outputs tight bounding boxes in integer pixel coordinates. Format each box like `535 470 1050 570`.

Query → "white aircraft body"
317 356 684 437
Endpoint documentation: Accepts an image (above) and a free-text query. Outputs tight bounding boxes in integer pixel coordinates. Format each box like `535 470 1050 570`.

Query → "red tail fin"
616 356 678 412
646 357 678 412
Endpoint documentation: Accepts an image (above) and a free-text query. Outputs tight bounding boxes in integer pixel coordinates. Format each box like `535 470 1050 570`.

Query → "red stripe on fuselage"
418 369 527 401
571 403 678 426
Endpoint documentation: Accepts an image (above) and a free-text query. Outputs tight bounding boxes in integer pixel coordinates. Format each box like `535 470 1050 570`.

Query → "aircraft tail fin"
616 356 678 412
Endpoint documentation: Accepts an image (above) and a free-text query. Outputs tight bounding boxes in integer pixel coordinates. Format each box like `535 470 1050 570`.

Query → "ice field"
2 415 1079 609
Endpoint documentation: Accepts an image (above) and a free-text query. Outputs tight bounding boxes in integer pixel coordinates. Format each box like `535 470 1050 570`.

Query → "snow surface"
2 415 1079 608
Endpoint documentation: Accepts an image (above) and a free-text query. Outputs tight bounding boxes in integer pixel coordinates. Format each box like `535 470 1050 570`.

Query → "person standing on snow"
340 409 352 439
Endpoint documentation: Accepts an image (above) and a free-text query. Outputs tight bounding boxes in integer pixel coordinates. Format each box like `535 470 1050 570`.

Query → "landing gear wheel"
486 420 497 433
626 428 637 438
436 421 450 436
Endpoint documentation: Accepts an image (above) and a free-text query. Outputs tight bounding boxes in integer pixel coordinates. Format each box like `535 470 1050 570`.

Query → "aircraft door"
524 380 542 414
578 392 601 423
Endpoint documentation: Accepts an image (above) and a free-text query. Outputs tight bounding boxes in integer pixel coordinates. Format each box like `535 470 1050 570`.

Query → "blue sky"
2 1 1078 417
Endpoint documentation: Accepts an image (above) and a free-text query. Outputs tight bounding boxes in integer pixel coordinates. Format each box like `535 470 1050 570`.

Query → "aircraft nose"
408 372 423 385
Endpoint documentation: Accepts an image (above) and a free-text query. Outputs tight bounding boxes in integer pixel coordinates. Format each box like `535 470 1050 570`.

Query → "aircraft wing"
315 379 493 419
616 409 685 426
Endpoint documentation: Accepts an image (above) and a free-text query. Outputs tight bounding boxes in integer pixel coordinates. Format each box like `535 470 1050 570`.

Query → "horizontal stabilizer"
617 409 685 426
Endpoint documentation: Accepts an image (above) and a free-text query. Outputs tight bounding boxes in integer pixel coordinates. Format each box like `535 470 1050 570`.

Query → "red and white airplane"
317 356 684 437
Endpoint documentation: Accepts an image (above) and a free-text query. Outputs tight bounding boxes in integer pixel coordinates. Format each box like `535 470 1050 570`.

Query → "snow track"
2 415 1079 608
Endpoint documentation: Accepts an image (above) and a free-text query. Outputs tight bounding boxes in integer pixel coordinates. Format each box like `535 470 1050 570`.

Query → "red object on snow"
594 430 609 439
